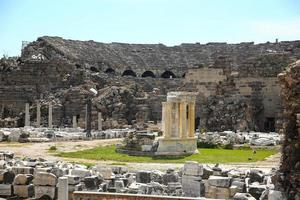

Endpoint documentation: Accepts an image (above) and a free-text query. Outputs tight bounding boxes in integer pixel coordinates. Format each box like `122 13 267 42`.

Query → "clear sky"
0 0 300 57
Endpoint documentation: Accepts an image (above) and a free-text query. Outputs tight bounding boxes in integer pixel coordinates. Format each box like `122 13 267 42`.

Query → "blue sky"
0 0 300 57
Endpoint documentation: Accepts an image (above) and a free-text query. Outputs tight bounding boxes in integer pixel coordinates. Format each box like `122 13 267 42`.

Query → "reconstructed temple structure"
156 92 198 156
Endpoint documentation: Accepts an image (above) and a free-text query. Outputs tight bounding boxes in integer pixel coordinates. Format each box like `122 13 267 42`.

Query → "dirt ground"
0 139 281 173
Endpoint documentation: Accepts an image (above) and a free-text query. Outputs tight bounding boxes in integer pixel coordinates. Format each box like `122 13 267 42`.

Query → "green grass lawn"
56 145 278 164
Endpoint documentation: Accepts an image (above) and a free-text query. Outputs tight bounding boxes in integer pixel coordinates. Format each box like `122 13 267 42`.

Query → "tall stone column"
164 102 171 139
98 112 102 131
57 177 68 200
174 102 180 138
48 102 53 128
25 103 30 127
36 101 41 127
72 115 77 128
86 98 92 137
180 102 187 138
188 102 195 137
161 102 166 133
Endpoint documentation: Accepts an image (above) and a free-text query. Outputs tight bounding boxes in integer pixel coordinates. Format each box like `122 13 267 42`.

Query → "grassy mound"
57 145 277 164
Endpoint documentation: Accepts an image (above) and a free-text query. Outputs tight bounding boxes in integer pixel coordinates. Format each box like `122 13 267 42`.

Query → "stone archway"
161 70 176 78
122 69 137 77
105 68 115 75
141 71 156 78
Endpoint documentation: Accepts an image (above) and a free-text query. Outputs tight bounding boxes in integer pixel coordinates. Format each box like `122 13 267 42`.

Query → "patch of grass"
57 145 278 164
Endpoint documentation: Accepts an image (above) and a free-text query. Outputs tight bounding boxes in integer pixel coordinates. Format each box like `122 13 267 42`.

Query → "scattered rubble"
0 150 286 199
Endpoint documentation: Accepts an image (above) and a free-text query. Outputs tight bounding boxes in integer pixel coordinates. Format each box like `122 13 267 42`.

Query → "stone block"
268 190 286 200
136 170 151 184
182 174 202 197
33 172 57 186
249 169 264 183
208 176 231 188
64 175 80 185
0 184 12 196
205 185 217 198
84 175 102 190
35 185 56 199
14 174 34 185
12 166 34 175
202 165 213 179
230 185 239 197
182 161 203 176
3 171 15 184
115 180 125 193
233 192 256 200
71 168 91 179
248 184 266 199
14 184 34 198
216 187 231 199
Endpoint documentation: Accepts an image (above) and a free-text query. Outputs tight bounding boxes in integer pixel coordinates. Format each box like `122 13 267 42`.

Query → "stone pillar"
25 103 30 127
36 101 41 128
86 98 92 137
98 112 102 131
72 115 77 128
188 103 195 137
161 102 166 133
164 102 171 139
57 177 68 200
180 102 187 138
174 102 180 138
48 102 53 128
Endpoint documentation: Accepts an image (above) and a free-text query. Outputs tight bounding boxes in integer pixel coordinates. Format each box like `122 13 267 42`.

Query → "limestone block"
14 184 34 198
0 184 12 196
230 185 239 197
64 175 80 185
33 172 57 186
115 180 125 193
34 185 56 199
205 185 217 198
141 145 152 152
208 176 232 188
268 190 286 200
136 170 151 184
216 187 231 199
248 184 266 199
182 174 202 197
3 171 15 184
182 161 203 176
12 166 34 175
233 192 256 200
71 168 91 179
14 174 34 185
57 177 68 200
84 175 102 190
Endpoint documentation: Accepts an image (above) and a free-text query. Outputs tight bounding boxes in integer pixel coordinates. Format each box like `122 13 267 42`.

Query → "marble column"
98 112 102 131
48 102 53 128
57 177 68 200
188 102 195 137
174 102 180 138
180 102 187 138
72 115 77 128
25 103 30 127
36 101 41 127
161 102 166 133
164 102 171 139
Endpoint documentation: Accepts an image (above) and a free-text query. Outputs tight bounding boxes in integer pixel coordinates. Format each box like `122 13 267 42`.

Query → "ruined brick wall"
277 60 300 199
1 37 300 130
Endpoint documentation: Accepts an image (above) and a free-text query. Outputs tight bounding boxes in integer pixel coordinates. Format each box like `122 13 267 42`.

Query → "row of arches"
103 68 179 78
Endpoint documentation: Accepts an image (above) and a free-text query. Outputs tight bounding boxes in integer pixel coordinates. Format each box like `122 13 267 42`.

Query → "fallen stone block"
248 184 266 199
249 169 264 183
182 174 202 197
71 168 91 179
84 175 102 190
207 176 231 188
0 184 12 196
14 184 34 198
3 170 15 184
14 174 34 185
216 186 231 199
268 190 287 200
136 170 151 184
233 192 256 200
182 161 203 176
33 172 57 186
12 166 34 175
64 175 80 185
35 185 56 199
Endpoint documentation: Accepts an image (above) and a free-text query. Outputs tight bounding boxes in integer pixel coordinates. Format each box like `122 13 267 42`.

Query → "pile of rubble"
197 131 283 147
0 150 285 199
0 127 134 143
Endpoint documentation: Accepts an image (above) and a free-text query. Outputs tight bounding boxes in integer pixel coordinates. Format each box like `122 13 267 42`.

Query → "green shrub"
49 146 57 151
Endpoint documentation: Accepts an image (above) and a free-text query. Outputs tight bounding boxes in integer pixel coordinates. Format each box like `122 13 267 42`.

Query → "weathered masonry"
1 36 300 131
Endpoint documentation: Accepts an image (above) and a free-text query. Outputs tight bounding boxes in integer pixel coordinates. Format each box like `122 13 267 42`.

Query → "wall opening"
195 117 200 131
264 117 275 132
141 71 156 78
122 70 137 77
90 67 99 72
105 68 115 75
161 70 176 78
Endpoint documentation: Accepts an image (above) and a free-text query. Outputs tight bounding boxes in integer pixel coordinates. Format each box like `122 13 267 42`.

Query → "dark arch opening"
90 66 99 72
105 68 115 75
122 69 137 77
141 71 156 78
182 73 186 78
161 70 176 78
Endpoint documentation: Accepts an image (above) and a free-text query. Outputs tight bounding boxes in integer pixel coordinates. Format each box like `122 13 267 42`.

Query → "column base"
155 137 198 156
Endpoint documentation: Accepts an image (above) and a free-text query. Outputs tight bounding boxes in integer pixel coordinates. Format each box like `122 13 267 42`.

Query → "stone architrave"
48 102 53 128
36 101 41 127
72 116 77 128
156 92 198 156
25 103 30 127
